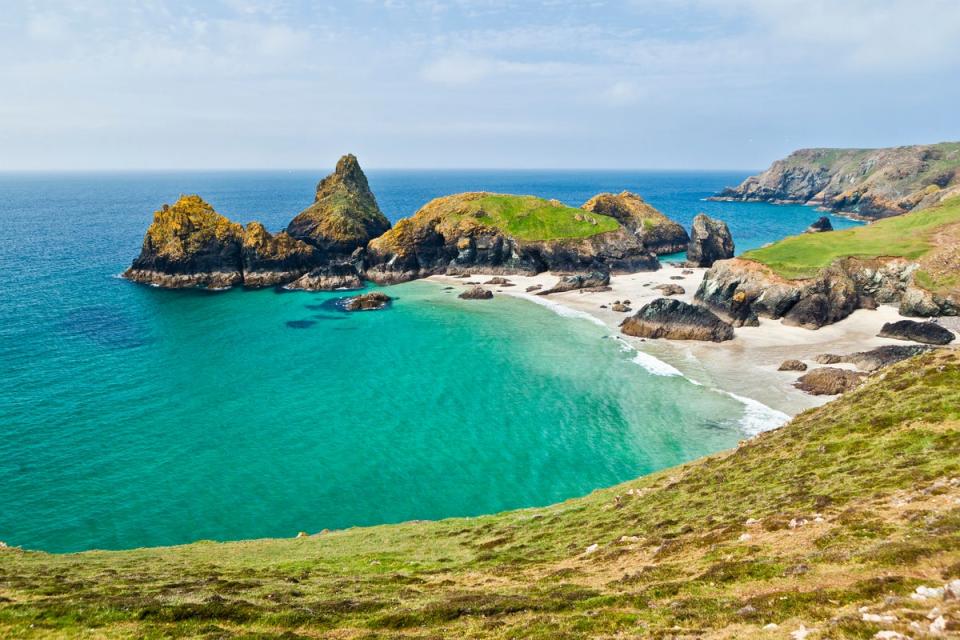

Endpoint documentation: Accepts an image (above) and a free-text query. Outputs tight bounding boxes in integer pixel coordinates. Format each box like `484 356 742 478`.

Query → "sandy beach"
431 264 920 419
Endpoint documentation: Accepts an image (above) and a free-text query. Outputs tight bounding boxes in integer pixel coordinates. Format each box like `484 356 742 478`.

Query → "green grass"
462 194 621 241
2 351 959 638
742 196 960 279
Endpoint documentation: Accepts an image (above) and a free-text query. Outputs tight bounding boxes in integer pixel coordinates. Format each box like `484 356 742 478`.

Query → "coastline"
430 264 910 419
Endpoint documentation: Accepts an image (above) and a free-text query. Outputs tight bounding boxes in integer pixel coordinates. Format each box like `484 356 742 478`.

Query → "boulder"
653 283 685 296
805 216 833 233
879 319 955 345
814 354 844 364
285 263 364 291
686 214 734 267
778 359 808 371
459 286 493 300
620 298 734 342
344 291 391 311
286 154 391 260
794 368 867 395
581 191 689 255
484 277 512 285
611 303 631 313
538 271 610 295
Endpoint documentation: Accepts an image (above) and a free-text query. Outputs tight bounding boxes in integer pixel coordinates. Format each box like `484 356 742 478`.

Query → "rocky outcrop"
795 367 867 395
241 222 320 287
364 193 658 284
696 257 919 329
123 195 245 289
841 345 935 372
286 154 391 259
778 359 808 371
805 217 833 233
284 263 363 291
686 214 734 267
620 298 734 342
458 286 493 300
581 192 689 255
538 271 610 295
710 142 960 220
879 320 955 345
345 291 391 311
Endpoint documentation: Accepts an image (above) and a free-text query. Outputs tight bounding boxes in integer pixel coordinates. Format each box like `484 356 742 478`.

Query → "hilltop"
2 350 958 638
711 142 960 219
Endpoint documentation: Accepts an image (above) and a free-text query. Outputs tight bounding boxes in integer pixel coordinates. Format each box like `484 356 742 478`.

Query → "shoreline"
430 265 913 419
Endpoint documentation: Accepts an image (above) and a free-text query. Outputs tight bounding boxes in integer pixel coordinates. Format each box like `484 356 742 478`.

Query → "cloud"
26 12 68 41
603 81 645 106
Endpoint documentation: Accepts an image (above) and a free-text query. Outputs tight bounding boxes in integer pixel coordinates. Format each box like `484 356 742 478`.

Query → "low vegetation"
742 195 960 281
2 350 959 638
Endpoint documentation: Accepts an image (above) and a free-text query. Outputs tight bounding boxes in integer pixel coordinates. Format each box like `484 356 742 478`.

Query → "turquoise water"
0 171 859 553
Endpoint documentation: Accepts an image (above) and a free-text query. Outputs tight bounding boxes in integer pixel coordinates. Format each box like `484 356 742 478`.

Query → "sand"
430 265 923 417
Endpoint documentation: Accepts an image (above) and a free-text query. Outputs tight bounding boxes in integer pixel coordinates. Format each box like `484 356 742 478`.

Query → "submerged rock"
778 359 808 371
805 216 834 233
878 319 955 345
581 191 689 255
285 263 364 291
620 298 734 342
538 271 610 295
458 286 493 300
123 195 245 289
286 154 391 260
344 291 391 311
795 367 867 395
686 214 734 267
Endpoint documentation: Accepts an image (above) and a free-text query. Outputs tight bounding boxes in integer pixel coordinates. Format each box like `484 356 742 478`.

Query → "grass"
2 350 959 638
455 194 621 241
741 195 960 279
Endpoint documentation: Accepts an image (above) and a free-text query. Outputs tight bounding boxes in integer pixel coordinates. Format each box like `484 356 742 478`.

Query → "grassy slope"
453 194 620 241
741 196 960 280
2 351 959 639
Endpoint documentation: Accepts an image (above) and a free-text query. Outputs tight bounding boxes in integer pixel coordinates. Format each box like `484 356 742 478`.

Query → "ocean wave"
515 293 607 327
721 390 790 435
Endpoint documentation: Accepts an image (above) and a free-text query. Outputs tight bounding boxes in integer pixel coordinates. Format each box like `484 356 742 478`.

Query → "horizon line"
0 166 760 174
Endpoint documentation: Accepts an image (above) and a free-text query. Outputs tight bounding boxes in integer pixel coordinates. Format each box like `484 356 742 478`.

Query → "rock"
878 319 955 345
686 213 734 267
778 359 808 371
611 303 631 312
365 192 659 283
837 345 934 372
621 298 734 342
794 368 867 395
581 191 689 255
805 216 833 233
286 154 391 259
458 286 493 300
525 285 542 292
344 291 391 311
285 263 364 291
815 354 844 364
241 221 321 287
652 283 685 296
123 195 245 289
484 277 512 285
899 285 959 317
539 271 610 295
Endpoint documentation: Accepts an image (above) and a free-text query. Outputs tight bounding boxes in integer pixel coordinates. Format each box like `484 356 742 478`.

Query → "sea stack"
686 214 734 267
580 191 689 255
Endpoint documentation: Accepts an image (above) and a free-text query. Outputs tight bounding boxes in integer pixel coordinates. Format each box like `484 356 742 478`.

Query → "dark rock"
805 216 833 233
794 368 867 395
285 263 364 291
878 319 955 345
484 277 512 285
620 298 734 342
344 291 391 311
581 191 689 255
841 345 934 372
654 284 685 296
686 214 734 267
241 222 321 287
611 303 631 312
458 286 493 300
670 275 685 280
525 285 542 292
539 271 610 295
778 359 808 371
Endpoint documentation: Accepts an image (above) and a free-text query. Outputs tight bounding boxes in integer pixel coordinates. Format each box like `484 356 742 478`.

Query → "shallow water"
0 170 858 552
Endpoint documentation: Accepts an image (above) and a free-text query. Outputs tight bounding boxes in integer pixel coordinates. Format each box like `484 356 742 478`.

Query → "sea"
0 169 863 552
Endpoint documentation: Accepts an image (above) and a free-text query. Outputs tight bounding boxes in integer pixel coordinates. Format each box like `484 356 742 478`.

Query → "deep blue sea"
0 170 861 553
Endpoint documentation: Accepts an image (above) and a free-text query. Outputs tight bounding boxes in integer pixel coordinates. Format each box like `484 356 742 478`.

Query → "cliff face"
711 142 960 219
364 192 659 283
286 154 391 258
123 195 246 289
241 222 320 287
580 191 689 255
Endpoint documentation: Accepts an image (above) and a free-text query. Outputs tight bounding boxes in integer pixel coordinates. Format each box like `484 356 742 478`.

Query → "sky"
2 0 959 170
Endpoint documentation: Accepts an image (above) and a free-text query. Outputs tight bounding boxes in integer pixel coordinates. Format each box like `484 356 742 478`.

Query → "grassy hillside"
742 196 960 281
2 351 959 638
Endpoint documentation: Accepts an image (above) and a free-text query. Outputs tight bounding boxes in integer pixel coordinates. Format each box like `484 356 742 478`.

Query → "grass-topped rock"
3 350 959 638
365 192 658 283
581 191 689 255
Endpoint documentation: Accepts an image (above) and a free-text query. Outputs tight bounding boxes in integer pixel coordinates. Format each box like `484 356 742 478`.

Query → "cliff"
4 350 959 639
711 142 960 219
364 192 659 283
581 191 689 254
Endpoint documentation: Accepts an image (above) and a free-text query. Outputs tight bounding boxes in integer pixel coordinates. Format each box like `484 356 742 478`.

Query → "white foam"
721 390 790 435
516 293 607 327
